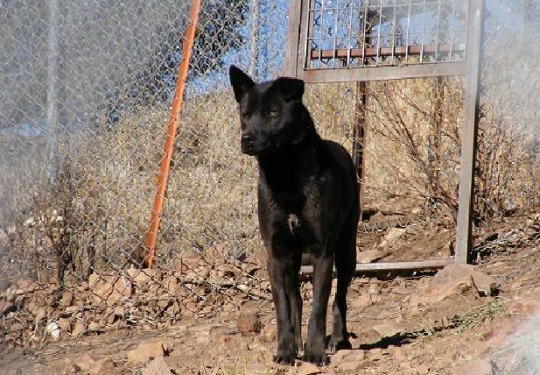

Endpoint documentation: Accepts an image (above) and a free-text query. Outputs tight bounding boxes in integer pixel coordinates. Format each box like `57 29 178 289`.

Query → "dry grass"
0 134 50 227
4 74 540 283
365 78 463 220
451 299 506 334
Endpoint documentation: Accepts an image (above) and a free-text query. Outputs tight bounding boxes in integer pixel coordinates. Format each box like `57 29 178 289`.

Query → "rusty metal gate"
286 0 484 273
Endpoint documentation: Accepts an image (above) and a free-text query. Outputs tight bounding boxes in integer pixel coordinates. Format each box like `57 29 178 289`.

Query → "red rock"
410 264 497 307
331 349 355 364
15 279 40 293
506 297 540 316
88 321 102 332
67 355 117 375
437 264 497 296
337 360 376 373
0 299 15 315
71 321 85 337
415 364 430 374
357 249 383 264
481 317 519 352
141 356 173 375
218 334 238 350
58 317 71 331
71 354 98 371
61 291 74 307
297 362 322 375
372 322 403 338
236 312 261 335
259 325 276 343
94 358 118 375
88 273 132 304
127 340 167 365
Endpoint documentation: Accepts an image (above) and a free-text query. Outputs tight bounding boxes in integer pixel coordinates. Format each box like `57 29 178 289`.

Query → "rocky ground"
1 213 540 374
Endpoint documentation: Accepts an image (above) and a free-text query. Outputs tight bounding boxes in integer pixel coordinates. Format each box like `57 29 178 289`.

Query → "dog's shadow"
358 332 416 350
327 331 416 352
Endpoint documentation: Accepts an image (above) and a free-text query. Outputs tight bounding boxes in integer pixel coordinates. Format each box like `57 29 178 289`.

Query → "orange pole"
145 0 202 269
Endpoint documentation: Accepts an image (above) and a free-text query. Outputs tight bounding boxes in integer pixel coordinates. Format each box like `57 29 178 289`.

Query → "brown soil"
1 213 540 375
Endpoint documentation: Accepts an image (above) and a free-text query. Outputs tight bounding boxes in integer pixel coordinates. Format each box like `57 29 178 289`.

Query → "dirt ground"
2 213 540 375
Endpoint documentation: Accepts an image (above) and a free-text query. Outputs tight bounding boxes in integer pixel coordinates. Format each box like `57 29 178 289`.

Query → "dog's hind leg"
328 218 357 353
303 253 333 365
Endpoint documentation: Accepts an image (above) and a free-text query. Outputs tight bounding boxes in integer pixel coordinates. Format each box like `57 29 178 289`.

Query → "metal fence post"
145 0 202 269
248 0 260 78
46 0 60 182
455 0 485 264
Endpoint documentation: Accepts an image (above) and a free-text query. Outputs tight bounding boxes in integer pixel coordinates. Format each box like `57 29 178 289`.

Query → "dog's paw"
303 349 329 366
273 351 296 365
327 337 352 354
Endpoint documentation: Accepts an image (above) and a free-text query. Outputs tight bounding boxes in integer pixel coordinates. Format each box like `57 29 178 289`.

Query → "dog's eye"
267 110 278 117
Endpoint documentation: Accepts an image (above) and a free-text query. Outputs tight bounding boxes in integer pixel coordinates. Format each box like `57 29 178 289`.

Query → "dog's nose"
241 134 254 144
241 134 255 154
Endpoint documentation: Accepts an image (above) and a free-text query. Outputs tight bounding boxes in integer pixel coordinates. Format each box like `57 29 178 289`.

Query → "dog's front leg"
304 254 333 365
267 253 301 364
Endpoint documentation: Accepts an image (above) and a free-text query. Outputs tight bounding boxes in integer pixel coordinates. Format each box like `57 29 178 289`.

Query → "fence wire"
0 0 539 351
306 0 468 70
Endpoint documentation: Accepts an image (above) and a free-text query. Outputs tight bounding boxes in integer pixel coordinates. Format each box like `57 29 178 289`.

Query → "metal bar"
420 0 427 63
361 0 368 65
391 0 397 65
299 61 465 83
247 0 260 78
300 259 454 275
405 0 412 64
332 0 338 69
346 0 353 67
310 43 465 59
47 0 61 284
376 1 382 65
448 0 455 60
351 5 372 216
46 0 60 183
284 0 303 76
319 0 325 69
455 0 484 264
434 0 441 62
301 0 313 72
352 81 367 216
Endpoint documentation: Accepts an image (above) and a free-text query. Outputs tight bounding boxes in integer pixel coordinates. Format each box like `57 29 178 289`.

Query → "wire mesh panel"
0 0 290 349
308 0 468 67
0 0 193 285
478 0 540 219
289 0 469 81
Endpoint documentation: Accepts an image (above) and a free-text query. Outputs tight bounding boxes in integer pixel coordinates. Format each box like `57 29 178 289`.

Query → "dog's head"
229 65 308 156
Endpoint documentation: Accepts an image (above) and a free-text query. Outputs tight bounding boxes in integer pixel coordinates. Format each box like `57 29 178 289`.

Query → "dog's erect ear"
229 65 255 103
275 77 304 101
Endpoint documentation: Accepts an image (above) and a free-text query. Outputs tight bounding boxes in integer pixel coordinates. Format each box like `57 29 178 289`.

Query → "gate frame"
285 0 485 273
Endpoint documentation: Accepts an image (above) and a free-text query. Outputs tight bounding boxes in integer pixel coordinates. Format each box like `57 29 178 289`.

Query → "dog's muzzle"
241 133 256 155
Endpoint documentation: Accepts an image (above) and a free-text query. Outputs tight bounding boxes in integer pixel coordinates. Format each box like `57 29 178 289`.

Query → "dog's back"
321 139 359 216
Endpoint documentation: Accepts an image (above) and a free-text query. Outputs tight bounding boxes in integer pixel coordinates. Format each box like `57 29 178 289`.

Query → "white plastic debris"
46 321 61 340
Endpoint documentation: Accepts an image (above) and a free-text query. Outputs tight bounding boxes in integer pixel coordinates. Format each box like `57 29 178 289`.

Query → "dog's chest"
287 213 301 234
277 181 325 236
258 167 328 245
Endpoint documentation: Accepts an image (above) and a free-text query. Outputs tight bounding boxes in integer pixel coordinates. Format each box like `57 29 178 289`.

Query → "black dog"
229 65 359 366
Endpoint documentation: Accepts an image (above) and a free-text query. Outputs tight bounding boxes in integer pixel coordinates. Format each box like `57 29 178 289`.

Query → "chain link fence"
1 0 539 351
